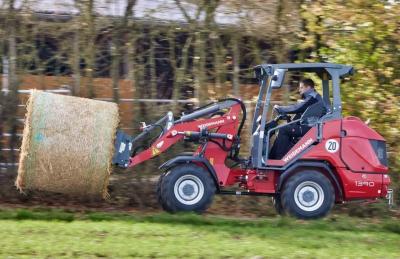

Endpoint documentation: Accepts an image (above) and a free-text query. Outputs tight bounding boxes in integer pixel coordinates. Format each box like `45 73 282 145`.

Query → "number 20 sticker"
325 139 339 153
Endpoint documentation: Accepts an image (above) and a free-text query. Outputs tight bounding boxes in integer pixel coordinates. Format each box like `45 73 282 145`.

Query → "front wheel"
272 195 284 215
281 170 335 219
158 164 216 213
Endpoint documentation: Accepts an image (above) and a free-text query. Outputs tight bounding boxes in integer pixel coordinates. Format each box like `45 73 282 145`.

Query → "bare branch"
175 0 193 23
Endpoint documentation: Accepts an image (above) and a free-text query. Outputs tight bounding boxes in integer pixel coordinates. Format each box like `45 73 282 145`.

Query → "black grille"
369 140 388 167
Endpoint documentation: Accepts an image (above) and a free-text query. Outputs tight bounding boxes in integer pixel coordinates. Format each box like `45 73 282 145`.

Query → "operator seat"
265 101 327 159
300 101 327 127
289 101 327 145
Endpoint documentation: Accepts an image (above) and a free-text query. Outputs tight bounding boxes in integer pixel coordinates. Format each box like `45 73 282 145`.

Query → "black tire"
272 195 284 215
159 164 216 213
156 171 171 211
156 153 194 209
281 170 335 219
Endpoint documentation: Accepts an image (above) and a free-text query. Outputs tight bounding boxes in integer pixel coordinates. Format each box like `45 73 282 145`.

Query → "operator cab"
251 63 354 169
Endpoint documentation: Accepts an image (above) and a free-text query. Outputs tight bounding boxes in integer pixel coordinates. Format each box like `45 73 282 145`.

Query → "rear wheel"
281 170 334 219
158 164 216 213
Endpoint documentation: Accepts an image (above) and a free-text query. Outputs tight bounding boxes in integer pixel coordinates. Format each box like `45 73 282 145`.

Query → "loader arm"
112 99 245 169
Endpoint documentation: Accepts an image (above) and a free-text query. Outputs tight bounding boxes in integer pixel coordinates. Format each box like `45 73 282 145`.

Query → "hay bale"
16 90 119 198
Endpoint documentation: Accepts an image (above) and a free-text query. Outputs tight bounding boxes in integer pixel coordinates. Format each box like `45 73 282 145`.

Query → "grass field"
0 208 399 258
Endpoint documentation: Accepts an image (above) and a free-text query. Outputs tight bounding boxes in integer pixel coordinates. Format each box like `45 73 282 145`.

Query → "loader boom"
112 99 245 169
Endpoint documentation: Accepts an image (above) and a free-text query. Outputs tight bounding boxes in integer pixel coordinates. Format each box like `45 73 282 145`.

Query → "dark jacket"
276 89 327 119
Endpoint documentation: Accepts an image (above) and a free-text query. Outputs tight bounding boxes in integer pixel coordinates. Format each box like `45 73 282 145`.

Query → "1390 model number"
355 181 375 187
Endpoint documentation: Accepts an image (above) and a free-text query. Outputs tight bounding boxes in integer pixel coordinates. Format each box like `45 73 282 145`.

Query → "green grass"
0 208 399 258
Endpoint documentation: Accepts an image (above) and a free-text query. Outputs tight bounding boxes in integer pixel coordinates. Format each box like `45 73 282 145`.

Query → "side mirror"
270 69 286 89
254 66 265 80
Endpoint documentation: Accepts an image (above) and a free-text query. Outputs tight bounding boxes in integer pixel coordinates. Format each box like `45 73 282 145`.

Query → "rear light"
369 140 388 167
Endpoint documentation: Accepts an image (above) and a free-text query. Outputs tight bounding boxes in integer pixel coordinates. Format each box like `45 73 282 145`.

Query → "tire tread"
281 171 334 219
158 164 216 213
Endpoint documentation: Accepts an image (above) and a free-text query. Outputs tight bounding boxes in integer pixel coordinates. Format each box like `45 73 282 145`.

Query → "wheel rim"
174 174 204 205
294 181 324 212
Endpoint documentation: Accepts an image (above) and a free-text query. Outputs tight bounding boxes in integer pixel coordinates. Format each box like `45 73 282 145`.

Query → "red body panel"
300 117 389 201
246 170 277 193
341 137 387 173
340 117 388 173
336 168 386 199
342 116 384 140
302 119 345 167
224 168 278 194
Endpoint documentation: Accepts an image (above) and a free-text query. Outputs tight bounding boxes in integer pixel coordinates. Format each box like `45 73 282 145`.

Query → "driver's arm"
275 95 316 114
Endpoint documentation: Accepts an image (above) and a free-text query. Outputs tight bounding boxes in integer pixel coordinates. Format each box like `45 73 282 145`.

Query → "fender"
277 161 343 200
159 156 220 191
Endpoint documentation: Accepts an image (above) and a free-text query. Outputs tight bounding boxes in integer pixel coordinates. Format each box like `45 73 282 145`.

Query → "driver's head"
299 78 315 95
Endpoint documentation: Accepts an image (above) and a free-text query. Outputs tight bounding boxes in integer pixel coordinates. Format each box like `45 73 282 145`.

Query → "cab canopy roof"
255 63 354 78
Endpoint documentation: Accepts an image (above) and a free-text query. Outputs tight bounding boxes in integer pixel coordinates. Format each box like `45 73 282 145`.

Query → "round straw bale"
16 90 119 198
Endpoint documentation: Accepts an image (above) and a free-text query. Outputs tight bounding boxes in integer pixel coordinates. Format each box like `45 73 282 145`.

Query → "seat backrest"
300 101 326 126
324 99 332 113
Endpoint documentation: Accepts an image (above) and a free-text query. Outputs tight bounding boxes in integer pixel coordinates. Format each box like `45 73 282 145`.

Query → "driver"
269 78 326 159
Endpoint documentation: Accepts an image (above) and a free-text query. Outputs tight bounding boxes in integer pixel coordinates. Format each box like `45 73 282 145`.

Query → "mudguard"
159 155 220 190
277 161 343 201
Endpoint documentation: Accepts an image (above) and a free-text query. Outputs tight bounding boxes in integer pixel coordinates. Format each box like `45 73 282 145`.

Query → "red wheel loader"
112 63 392 219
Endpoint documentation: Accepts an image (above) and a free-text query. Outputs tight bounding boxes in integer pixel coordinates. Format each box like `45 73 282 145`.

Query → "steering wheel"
271 105 290 123
255 111 291 128
274 113 291 123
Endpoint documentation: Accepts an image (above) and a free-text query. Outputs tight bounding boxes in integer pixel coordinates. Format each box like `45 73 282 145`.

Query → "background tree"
301 0 400 200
